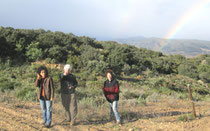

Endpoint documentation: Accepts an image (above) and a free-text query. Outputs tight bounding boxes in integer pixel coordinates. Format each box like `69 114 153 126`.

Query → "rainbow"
159 0 210 50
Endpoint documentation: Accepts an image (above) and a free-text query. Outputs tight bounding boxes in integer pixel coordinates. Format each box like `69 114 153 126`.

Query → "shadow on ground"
121 111 191 123
52 111 191 127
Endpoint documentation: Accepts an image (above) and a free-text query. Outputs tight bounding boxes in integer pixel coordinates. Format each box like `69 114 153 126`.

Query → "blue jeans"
109 101 121 122
39 99 52 125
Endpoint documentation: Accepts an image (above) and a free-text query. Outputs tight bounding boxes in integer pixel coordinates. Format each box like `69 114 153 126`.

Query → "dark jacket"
59 73 78 94
103 78 119 103
35 77 54 100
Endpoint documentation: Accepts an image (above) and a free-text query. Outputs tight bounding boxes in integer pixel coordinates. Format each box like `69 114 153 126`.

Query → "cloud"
0 0 210 40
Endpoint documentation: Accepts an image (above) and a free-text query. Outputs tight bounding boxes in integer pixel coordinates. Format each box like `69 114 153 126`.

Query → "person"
103 69 121 125
59 64 78 126
35 66 54 128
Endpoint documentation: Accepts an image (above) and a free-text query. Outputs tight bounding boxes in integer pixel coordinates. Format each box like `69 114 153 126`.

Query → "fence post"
187 84 196 118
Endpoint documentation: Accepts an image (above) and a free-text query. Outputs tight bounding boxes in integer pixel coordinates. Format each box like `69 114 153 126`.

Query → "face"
64 68 70 74
107 73 112 81
40 70 46 78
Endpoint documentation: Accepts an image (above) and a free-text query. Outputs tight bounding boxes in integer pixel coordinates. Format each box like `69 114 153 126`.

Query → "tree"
178 62 198 79
152 56 178 74
198 64 210 83
26 42 43 61
0 36 9 59
199 72 210 83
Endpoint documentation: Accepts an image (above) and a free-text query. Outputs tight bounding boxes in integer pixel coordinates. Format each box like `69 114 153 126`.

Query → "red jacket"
103 78 119 103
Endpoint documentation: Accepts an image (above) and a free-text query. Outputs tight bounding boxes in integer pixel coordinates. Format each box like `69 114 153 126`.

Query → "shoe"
41 122 46 125
70 121 75 126
116 120 122 126
63 119 70 122
44 124 50 128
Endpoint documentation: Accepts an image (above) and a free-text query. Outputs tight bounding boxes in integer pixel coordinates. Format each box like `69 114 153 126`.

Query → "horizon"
2 26 210 42
0 0 210 41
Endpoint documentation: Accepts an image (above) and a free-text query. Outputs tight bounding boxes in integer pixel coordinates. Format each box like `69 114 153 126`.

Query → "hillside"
1 26 210 130
0 63 210 130
1 26 210 85
115 37 210 57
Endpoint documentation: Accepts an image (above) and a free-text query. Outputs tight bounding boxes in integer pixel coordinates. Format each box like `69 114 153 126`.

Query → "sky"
0 0 210 41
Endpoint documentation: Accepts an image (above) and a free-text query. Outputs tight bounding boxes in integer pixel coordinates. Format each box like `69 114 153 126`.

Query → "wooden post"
187 84 196 118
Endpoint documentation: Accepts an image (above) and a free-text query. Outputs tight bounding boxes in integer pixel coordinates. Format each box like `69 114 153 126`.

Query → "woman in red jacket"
103 69 121 125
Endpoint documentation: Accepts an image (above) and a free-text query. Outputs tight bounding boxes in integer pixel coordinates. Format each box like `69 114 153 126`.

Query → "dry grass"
1 93 210 130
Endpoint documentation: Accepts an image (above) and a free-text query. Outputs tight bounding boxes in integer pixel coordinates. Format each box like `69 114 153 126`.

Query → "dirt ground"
0 99 210 131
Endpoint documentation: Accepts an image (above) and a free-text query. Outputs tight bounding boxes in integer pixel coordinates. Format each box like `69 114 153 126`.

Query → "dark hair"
105 69 114 78
37 66 48 77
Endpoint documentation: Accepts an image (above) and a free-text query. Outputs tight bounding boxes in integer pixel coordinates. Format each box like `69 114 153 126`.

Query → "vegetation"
178 114 195 122
0 26 210 114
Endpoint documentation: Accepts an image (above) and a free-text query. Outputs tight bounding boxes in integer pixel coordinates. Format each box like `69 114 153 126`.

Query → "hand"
37 73 40 80
68 86 74 89
50 98 53 101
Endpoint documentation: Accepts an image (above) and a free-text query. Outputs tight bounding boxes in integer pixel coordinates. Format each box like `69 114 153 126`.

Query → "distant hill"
115 37 210 57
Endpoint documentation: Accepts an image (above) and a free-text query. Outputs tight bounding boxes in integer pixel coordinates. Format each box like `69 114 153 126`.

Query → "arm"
69 75 78 89
60 70 70 80
59 73 64 80
103 81 108 96
73 76 78 88
114 82 119 94
35 74 41 87
50 77 54 101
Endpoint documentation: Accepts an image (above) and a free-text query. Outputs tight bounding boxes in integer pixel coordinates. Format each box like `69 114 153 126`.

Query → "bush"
199 72 210 83
26 42 43 61
178 63 198 79
146 93 161 103
123 91 140 99
76 90 88 100
0 77 14 92
16 87 37 101
78 96 105 108
137 96 146 106
178 114 194 122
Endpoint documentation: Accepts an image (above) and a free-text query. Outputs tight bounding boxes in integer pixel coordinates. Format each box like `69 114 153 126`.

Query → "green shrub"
123 91 140 99
16 87 37 101
178 114 194 122
26 42 43 61
178 63 198 79
199 72 210 83
146 93 161 103
0 77 14 92
76 90 88 100
178 93 188 99
78 96 105 108
137 96 146 106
